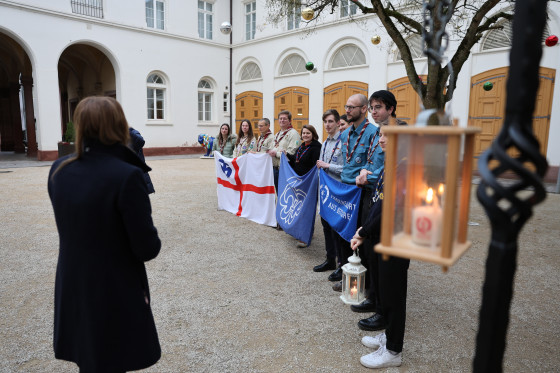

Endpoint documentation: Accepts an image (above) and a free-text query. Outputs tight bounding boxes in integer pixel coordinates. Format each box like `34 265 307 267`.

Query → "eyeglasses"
344 105 365 111
368 105 384 112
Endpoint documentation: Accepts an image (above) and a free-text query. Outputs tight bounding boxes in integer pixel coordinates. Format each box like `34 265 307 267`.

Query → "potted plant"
57 121 75 157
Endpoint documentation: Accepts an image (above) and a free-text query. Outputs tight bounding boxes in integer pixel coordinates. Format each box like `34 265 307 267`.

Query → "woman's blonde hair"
53 96 130 175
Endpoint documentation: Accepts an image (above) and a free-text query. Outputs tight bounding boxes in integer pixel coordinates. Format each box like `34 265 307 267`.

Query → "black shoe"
313 258 336 272
350 298 377 313
358 313 387 331
328 267 342 282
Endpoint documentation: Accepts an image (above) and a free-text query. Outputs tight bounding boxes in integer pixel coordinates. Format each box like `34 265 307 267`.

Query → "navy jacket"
129 127 155 194
48 140 161 372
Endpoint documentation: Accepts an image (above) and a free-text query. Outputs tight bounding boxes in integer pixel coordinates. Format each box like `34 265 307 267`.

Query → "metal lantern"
301 7 314 21
374 113 481 271
340 250 367 305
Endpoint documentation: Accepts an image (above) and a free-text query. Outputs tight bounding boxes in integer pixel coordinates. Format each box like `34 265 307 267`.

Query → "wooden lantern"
374 124 481 271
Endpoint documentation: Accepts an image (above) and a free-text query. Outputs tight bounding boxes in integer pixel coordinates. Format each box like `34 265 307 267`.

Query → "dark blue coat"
48 140 161 372
129 127 155 194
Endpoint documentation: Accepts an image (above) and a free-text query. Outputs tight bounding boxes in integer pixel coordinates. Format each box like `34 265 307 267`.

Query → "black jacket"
287 139 322 176
48 140 161 372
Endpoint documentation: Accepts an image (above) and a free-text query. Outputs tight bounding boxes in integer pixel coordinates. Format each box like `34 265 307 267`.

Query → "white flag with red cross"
214 151 277 227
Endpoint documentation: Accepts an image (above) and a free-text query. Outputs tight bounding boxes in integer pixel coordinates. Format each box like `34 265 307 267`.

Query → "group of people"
47 90 410 371
213 90 410 369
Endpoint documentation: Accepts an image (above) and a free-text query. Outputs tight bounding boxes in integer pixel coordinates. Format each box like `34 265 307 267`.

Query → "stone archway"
0 31 37 157
57 44 116 141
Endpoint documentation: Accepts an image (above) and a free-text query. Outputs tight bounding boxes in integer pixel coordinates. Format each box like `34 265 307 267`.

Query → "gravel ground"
0 157 559 372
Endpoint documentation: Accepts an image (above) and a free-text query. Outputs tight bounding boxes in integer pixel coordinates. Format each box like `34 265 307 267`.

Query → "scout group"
47 90 407 372
212 90 409 369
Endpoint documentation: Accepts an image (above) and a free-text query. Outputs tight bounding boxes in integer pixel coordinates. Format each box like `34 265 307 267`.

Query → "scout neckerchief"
366 127 381 164
256 131 271 152
344 120 370 163
219 135 228 153
321 132 341 164
274 126 293 147
372 168 385 204
296 142 312 163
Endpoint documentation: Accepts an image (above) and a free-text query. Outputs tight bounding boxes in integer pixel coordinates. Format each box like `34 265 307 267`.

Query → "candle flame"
438 183 445 195
426 188 434 204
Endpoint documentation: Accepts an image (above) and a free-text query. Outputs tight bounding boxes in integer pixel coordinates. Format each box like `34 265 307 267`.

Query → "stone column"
20 75 37 157
9 82 25 153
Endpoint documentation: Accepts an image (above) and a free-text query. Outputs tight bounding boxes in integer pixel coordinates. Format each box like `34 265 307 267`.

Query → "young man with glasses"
351 90 407 330
330 94 379 292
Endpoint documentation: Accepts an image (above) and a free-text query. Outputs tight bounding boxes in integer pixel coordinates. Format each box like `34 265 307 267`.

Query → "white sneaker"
296 241 307 248
360 345 402 369
361 332 387 349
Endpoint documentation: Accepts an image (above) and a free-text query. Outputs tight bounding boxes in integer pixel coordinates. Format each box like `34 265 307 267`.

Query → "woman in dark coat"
48 96 162 373
286 124 322 176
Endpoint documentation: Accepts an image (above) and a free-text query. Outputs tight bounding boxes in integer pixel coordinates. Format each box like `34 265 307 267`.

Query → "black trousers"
378 254 410 353
320 217 341 263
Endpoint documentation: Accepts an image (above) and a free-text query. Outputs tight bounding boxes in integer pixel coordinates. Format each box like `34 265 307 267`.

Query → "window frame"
245 1 256 41
340 0 357 18
146 0 165 30
198 79 214 123
198 0 213 40
146 72 167 123
287 4 301 30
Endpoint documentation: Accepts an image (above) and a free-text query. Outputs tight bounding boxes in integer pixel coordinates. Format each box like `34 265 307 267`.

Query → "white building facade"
0 0 558 178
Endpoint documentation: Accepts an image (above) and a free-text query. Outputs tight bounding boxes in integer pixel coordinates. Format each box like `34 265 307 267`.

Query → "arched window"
331 44 366 68
280 54 306 75
198 78 214 121
240 62 262 81
395 35 424 61
146 73 166 120
481 19 550 50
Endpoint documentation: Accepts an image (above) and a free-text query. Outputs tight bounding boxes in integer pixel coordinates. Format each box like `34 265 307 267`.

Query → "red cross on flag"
215 152 277 227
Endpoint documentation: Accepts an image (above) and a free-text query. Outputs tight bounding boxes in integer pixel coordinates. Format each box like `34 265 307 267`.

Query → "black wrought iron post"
473 0 550 371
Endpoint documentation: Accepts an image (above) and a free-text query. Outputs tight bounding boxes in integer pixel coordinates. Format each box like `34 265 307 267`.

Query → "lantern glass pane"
393 133 455 250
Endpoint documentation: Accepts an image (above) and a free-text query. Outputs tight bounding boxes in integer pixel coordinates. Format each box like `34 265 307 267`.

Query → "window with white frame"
198 79 213 121
331 44 366 68
395 35 424 60
340 0 357 18
147 73 166 120
245 1 256 40
146 0 165 30
240 62 262 81
198 1 213 39
288 4 301 30
280 54 306 75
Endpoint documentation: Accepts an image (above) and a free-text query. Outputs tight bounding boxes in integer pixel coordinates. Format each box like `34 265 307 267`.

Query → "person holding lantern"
314 109 344 271
351 126 409 369
233 119 256 157
331 94 379 292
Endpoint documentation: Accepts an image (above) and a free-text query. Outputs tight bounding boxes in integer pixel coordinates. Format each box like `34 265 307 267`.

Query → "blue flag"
276 153 319 245
319 169 362 242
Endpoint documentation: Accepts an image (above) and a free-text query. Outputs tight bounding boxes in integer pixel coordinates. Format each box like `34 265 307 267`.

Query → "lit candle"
411 187 442 247
350 286 357 298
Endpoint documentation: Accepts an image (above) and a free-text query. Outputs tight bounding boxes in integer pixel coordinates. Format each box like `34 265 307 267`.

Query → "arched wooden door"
235 91 263 135
274 87 308 134
323 81 368 138
468 67 554 165
387 76 426 124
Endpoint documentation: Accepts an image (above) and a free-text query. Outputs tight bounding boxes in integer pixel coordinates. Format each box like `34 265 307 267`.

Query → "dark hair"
369 90 397 117
301 124 319 141
236 119 254 145
217 123 231 144
322 109 340 122
53 96 130 176
340 114 348 122
278 110 292 121
260 118 271 126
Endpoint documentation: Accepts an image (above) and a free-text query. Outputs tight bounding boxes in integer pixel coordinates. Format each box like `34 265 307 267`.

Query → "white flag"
215 152 277 227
